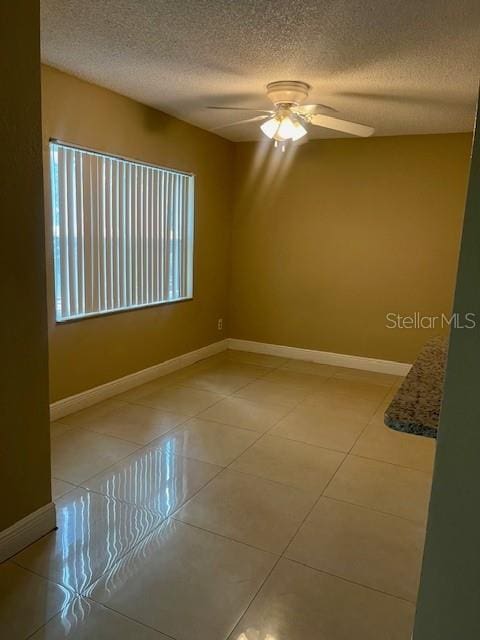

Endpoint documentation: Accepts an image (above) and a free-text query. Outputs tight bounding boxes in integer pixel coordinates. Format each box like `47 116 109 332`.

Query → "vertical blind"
50 141 194 321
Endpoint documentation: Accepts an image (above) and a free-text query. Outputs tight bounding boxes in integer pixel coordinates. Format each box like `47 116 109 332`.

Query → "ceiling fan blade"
294 103 338 115
309 113 374 137
207 106 274 114
210 114 270 131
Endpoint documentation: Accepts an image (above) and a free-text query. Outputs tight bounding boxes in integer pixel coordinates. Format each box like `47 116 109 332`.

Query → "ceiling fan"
208 81 374 149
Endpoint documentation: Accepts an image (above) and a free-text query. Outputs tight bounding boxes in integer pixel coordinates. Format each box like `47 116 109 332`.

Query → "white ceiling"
41 0 480 141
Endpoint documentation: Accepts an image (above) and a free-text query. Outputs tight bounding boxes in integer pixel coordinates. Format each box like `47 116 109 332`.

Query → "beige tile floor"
1 350 436 639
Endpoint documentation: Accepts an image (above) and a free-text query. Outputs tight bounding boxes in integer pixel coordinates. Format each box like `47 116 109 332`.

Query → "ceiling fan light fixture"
278 115 307 141
291 122 308 140
208 80 374 142
260 113 307 143
276 115 297 140
260 116 281 139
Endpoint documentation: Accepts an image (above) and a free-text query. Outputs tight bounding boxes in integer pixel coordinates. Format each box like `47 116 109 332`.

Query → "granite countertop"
384 336 448 439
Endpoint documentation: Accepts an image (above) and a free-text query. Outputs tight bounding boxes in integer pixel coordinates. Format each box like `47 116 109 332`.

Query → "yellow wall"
2 2 51 530
42 66 233 401
230 134 471 363
42 66 471 400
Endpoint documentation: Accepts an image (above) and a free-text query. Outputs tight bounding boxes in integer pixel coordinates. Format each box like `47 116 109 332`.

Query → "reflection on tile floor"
86 519 276 640
3 350 436 639
14 489 162 593
83 446 221 516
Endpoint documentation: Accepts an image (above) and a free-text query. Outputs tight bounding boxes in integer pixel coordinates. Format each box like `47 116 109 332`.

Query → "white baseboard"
49 336 410 421
227 338 411 376
50 339 229 420
0 502 56 562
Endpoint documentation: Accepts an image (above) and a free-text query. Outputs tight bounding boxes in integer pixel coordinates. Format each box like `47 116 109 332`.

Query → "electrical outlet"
217 318 223 331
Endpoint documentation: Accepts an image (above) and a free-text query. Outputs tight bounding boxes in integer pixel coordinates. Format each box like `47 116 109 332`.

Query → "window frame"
49 138 196 324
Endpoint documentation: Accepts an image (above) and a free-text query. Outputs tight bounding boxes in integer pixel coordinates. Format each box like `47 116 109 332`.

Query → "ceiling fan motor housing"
266 80 310 107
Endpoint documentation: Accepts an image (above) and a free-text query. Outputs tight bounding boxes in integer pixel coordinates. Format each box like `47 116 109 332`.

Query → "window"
50 141 194 322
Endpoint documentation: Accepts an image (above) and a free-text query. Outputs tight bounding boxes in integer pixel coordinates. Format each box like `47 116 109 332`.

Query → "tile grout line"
13 567 78 640
24 606 73 640
285 557 418 606
17 392 227 602
53 363 295 519
166 410 272 522
161 378 317 601
11 499 167 601
52 366 413 513
76 413 192 447
349 450 434 474
168 516 282 558
42 357 416 637
160 372 416 528
317 391 391 499
83 596 181 640
78 417 429 530
211 383 308 640
73 414 209 488
211 444 429 529
70 381 320 523
52 423 147 449
53 438 426 603
54 371 244 487
222 555 283 639
57 358 388 448
66 368 282 600
51 437 154 488
119 357 288 411
217 384 380 640
257 370 376 458
166 379 351 628
266 433 420 616
260 381 426 605
315 494 428 528
25 592 181 640
58 357 294 636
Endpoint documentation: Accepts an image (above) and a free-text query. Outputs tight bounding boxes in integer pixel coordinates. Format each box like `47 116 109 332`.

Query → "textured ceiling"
41 0 480 141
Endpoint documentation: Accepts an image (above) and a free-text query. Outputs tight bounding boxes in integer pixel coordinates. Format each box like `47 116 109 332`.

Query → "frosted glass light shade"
260 117 280 139
261 114 307 142
277 115 297 139
290 120 307 140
